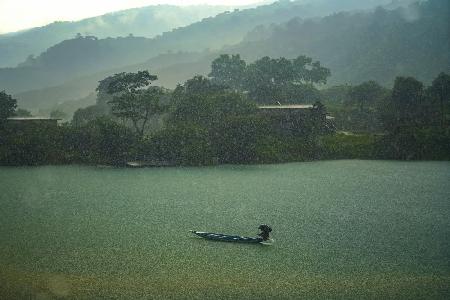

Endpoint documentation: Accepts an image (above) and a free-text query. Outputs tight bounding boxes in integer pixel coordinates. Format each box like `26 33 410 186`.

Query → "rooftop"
7 117 62 121
258 104 314 109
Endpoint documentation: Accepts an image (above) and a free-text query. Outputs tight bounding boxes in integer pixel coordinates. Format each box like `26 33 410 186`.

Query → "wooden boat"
190 230 263 244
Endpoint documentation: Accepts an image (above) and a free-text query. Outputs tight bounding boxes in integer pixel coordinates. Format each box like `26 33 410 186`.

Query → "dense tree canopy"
157 75 266 165
349 81 386 113
0 91 17 120
2 63 449 166
62 117 136 165
390 77 425 128
209 54 247 90
171 75 256 127
209 54 330 104
105 71 158 94
429 72 450 127
104 71 165 137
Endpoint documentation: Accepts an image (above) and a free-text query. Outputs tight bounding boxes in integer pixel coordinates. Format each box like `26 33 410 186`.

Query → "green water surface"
0 160 449 299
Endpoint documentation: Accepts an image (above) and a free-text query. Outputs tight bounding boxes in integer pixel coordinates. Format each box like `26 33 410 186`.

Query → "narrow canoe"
190 230 263 243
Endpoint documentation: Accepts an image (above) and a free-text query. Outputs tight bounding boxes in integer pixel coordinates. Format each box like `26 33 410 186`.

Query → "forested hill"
228 0 449 86
151 0 447 88
0 0 401 94
0 4 233 68
144 0 403 59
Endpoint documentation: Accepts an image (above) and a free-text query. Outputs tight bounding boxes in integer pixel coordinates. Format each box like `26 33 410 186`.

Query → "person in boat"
258 224 272 241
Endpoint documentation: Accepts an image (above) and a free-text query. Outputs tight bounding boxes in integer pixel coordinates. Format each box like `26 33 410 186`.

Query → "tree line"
321 73 450 160
0 54 449 166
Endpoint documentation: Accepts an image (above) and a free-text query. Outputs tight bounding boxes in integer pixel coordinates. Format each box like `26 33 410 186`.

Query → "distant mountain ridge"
0 4 234 68
1 0 402 95
231 0 449 85
14 0 448 115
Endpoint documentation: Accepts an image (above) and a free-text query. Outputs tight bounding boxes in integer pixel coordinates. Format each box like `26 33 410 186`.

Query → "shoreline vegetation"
1 55 449 167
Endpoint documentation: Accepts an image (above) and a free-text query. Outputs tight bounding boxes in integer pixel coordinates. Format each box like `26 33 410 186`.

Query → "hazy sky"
0 0 266 34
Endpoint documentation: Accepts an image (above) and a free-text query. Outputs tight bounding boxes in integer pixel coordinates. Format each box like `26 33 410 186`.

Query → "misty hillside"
231 0 449 86
143 0 448 88
0 4 233 68
0 0 402 95
15 0 447 113
15 51 207 111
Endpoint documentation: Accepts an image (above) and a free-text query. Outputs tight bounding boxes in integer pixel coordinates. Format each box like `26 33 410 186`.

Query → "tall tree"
109 87 166 138
106 71 157 94
209 54 247 90
244 57 282 103
171 76 254 127
242 55 330 103
380 76 425 132
208 54 330 104
105 71 164 137
168 75 260 164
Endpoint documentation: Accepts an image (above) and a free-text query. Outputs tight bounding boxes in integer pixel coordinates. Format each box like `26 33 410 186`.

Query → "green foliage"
380 76 425 130
332 81 388 132
212 115 266 164
0 5 230 68
0 116 137 166
0 91 17 120
230 0 448 87
209 54 330 104
244 55 330 103
171 76 257 125
428 72 450 127
319 73 449 160
104 71 166 137
2 65 449 167
0 121 64 165
158 76 266 165
321 85 352 105
162 74 332 165
320 133 381 159
3 0 445 110
279 83 322 104
349 81 386 112
105 71 158 94
254 134 286 163
209 54 247 90
0 0 392 94
148 123 214 166
379 127 450 160
173 75 226 98
377 74 450 160
61 118 136 165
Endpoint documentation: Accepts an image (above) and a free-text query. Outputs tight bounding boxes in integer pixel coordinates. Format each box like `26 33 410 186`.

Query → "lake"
0 160 449 299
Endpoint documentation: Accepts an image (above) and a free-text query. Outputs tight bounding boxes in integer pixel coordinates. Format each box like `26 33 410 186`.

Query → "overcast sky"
0 0 267 34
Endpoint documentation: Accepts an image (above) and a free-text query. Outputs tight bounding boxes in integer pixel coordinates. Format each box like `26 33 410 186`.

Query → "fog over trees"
0 0 445 117
0 0 448 165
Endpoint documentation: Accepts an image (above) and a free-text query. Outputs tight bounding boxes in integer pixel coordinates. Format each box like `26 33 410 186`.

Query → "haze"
0 0 266 34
